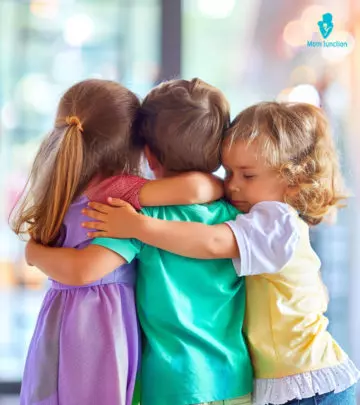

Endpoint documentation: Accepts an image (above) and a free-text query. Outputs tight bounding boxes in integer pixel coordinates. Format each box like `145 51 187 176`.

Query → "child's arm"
83 201 299 277
131 213 239 259
139 172 224 206
88 173 223 211
26 239 127 286
82 199 239 259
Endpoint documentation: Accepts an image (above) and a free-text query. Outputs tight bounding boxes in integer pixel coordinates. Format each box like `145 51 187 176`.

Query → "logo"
307 13 348 48
318 13 334 39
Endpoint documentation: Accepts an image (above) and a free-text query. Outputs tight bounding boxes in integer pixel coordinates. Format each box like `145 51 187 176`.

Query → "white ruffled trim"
253 357 360 405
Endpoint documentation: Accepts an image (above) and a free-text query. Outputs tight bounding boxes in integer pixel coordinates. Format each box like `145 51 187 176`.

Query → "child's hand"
82 197 140 239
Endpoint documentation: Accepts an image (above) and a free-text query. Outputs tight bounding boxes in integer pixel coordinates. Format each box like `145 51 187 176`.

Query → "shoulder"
250 201 294 215
91 174 146 190
114 174 147 186
86 174 147 204
237 201 298 231
205 199 240 221
215 198 240 212
228 202 301 276
240 201 301 256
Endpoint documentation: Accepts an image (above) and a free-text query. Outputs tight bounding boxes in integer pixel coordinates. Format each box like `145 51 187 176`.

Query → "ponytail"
11 120 84 245
40 125 83 244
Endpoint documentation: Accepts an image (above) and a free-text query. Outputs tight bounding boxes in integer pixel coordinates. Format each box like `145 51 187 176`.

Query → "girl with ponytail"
11 79 222 405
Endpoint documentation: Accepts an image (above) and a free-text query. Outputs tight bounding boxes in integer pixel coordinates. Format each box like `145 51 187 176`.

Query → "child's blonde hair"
226 102 346 225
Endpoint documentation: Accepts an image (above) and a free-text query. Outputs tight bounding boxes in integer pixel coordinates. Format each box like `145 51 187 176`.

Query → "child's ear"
144 145 155 170
144 145 160 172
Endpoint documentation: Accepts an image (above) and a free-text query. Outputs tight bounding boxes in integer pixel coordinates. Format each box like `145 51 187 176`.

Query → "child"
26 79 254 405
12 78 223 405
80 102 360 405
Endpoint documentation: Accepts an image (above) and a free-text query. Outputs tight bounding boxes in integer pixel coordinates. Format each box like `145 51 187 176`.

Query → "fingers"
107 197 129 207
82 209 107 221
87 202 111 213
86 231 108 239
81 221 108 231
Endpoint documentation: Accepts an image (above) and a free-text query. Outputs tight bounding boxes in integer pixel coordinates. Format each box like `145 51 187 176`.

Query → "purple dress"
20 175 146 405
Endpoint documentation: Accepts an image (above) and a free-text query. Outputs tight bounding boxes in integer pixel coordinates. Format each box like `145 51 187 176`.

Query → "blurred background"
0 0 359 403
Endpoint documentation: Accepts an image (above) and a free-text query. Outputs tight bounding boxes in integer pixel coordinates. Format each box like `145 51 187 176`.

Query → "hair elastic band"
66 115 83 133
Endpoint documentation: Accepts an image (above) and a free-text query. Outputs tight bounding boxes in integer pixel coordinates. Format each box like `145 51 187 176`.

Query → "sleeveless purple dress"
20 175 146 405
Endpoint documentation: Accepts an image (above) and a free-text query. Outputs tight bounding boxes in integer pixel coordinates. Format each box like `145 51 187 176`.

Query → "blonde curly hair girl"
226 101 346 225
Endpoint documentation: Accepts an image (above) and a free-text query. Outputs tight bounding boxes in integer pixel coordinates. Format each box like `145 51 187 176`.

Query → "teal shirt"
93 200 253 405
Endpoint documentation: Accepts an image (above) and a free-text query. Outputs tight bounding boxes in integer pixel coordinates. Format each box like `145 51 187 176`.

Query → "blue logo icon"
318 13 334 39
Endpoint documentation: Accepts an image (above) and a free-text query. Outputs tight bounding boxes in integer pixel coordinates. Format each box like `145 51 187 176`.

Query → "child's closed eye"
243 174 257 179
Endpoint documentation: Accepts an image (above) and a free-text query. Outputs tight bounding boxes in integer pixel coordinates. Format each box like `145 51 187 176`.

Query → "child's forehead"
222 138 262 165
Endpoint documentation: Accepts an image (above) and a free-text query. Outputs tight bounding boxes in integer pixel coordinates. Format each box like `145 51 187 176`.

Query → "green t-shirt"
93 200 253 405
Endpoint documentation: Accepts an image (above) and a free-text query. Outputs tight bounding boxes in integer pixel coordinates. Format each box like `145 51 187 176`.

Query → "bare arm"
81 200 239 259
133 215 239 259
139 172 224 206
26 240 127 286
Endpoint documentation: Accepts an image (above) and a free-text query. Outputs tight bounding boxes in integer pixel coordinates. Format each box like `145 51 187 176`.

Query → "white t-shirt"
226 201 300 276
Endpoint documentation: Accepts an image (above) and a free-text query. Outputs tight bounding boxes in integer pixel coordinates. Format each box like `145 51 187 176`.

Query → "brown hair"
11 79 141 244
226 102 346 225
135 78 230 173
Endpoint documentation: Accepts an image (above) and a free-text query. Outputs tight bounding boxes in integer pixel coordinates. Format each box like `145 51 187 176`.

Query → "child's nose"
228 178 241 193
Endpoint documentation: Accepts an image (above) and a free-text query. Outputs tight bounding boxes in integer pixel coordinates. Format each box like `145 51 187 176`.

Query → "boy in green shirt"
26 79 253 405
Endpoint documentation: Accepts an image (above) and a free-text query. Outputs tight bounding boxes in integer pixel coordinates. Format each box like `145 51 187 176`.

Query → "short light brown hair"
11 79 141 244
226 102 346 225
136 78 230 173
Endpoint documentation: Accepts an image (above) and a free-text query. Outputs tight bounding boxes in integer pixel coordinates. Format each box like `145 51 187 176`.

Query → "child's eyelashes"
224 169 256 180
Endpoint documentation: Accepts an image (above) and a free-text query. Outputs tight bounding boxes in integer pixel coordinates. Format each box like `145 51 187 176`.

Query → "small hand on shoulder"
82 197 140 239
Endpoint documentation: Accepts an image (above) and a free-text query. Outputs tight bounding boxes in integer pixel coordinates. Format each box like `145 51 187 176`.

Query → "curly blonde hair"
226 102 347 225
